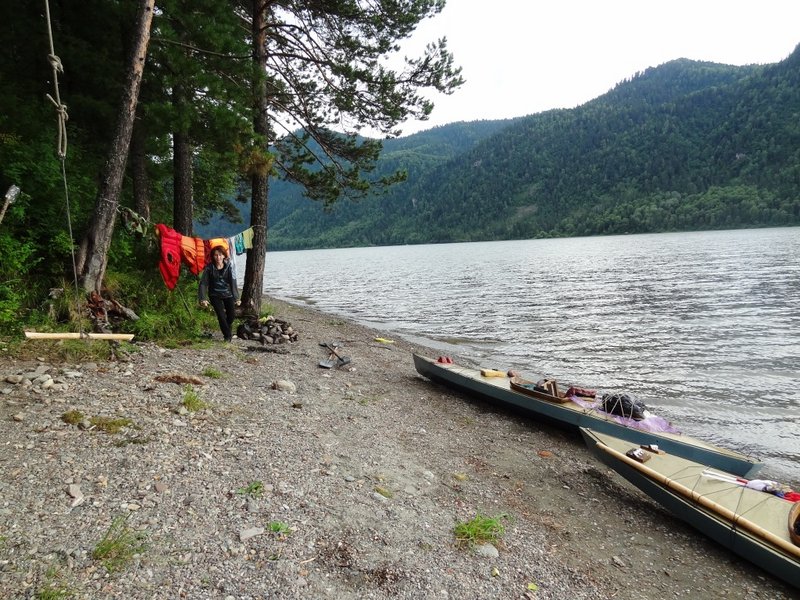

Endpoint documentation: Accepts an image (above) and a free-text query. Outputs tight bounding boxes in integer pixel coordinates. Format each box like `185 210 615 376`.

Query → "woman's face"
213 250 225 264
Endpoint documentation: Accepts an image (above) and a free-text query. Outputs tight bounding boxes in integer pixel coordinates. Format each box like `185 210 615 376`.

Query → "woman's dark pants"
210 296 236 341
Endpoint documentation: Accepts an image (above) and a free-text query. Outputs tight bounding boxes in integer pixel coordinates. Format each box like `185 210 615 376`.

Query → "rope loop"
47 53 63 73
46 93 69 159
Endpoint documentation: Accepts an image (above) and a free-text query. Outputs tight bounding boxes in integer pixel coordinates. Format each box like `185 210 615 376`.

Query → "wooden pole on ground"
24 332 134 341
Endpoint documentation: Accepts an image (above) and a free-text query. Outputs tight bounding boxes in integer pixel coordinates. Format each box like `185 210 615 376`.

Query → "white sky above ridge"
393 0 800 136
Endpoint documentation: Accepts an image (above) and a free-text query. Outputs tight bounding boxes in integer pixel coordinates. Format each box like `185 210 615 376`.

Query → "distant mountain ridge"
198 44 800 249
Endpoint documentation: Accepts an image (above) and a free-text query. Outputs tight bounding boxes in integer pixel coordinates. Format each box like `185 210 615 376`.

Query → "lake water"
261 228 800 483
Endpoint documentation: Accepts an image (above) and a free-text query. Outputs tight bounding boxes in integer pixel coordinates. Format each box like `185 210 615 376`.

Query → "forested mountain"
212 45 800 250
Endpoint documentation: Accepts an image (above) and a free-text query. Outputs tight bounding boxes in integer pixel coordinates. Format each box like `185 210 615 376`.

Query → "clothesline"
155 222 254 290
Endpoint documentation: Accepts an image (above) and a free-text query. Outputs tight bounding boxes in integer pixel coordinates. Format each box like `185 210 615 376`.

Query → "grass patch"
268 520 290 536
92 515 147 573
16 339 129 363
202 367 223 379
61 410 85 425
454 513 508 547
35 566 74 600
89 416 135 434
181 385 208 412
236 480 264 498
36 584 73 600
62 410 137 434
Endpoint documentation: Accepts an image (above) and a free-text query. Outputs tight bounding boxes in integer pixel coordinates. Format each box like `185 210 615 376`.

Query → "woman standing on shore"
198 245 240 342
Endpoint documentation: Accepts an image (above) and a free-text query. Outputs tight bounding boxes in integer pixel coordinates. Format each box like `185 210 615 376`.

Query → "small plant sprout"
236 480 264 498
202 366 223 379
92 515 148 573
268 520 290 536
35 565 73 599
182 385 208 412
453 513 508 547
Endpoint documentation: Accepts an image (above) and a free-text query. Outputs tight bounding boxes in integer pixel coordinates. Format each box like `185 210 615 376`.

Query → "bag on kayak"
601 392 647 421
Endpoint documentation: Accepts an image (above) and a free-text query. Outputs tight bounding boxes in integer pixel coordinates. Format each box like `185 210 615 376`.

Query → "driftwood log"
86 291 139 332
236 315 298 345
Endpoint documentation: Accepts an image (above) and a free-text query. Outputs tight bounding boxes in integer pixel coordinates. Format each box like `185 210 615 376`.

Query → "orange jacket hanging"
180 236 206 276
155 224 182 290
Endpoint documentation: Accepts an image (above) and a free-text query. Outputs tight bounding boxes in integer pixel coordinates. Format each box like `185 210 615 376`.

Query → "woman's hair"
211 246 226 258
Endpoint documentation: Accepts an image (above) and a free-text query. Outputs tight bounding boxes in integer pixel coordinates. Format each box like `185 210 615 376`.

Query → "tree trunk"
241 0 269 314
130 118 151 223
172 128 194 234
172 83 193 235
77 0 155 292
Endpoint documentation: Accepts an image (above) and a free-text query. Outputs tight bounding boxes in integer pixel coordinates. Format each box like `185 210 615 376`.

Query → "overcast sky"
395 0 800 136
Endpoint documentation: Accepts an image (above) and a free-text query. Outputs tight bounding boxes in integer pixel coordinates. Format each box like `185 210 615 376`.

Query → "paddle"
597 440 800 560
318 342 351 368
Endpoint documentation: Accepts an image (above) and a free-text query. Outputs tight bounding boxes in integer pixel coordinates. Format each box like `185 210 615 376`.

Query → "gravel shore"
0 297 795 599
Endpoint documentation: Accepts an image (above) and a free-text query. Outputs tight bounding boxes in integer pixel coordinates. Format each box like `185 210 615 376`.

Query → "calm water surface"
262 228 800 482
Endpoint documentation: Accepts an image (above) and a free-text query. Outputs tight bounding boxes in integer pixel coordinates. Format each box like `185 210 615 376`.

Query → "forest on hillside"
251 48 800 250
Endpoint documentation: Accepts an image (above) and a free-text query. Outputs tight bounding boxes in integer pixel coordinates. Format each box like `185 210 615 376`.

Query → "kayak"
413 353 761 477
580 427 800 589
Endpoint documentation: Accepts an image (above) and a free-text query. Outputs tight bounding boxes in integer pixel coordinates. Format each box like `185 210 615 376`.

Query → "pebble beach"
0 297 795 599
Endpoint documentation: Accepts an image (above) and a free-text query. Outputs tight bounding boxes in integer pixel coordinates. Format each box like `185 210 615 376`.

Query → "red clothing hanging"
155 224 182 290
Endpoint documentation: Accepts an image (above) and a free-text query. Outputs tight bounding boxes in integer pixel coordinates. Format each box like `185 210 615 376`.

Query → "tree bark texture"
172 115 194 235
77 0 155 292
241 0 269 314
130 118 151 223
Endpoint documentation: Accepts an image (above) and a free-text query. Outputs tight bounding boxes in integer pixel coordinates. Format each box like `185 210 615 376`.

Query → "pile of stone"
236 315 298 345
2 364 78 395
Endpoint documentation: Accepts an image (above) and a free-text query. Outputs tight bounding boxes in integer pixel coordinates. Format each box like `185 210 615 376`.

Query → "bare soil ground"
0 296 795 599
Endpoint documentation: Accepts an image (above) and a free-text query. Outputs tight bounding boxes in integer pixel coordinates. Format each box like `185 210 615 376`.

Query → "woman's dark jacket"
198 261 239 301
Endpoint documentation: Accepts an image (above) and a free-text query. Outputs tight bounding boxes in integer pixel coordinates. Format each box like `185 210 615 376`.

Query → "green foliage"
122 272 214 345
236 481 264 498
35 565 74 600
454 513 508 547
92 515 148 573
89 416 135 434
36 586 72 600
268 521 290 536
36 584 73 600
0 228 40 334
61 410 85 426
202 367 223 379
181 386 207 412
16 339 126 364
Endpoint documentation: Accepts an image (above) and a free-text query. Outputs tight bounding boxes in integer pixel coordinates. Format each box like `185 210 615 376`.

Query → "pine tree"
239 0 463 311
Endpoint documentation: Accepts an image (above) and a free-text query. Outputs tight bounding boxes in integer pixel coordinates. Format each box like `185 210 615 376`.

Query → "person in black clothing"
198 245 240 342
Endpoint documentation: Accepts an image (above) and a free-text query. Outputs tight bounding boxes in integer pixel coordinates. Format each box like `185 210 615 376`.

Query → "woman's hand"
200 300 209 308
235 300 241 306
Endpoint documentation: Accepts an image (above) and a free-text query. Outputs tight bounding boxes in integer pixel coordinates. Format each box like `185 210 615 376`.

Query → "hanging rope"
44 0 84 336
44 0 68 160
